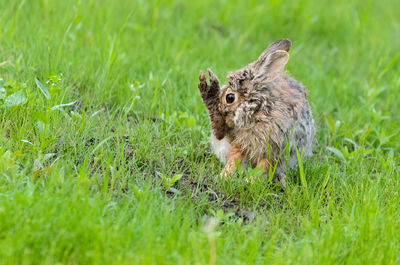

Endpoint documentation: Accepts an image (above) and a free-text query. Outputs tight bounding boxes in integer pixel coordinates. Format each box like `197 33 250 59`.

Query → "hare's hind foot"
273 173 286 187
245 158 270 183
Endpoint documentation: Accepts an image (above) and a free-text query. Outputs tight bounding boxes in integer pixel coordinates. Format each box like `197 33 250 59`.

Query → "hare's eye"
226 93 235 104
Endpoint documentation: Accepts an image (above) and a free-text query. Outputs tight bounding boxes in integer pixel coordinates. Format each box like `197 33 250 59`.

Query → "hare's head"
217 39 291 128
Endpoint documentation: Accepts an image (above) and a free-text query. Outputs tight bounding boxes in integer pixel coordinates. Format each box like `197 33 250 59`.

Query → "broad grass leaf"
170 173 183 184
4 90 27 107
0 78 5 100
324 115 335 133
35 77 50 99
37 121 50 137
0 87 5 100
21 139 33 145
326 146 345 161
44 153 56 160
51 101 76 110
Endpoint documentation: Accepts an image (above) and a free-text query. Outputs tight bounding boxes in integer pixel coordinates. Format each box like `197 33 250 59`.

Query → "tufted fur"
198 39 315 182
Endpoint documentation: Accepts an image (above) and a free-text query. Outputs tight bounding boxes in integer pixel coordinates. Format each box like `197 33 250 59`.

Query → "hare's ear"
250 39 291 73
255 50 289 81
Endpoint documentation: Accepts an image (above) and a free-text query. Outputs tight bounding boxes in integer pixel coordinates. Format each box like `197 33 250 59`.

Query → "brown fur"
221 144 243 178
198 39 315 182
198 70 228 140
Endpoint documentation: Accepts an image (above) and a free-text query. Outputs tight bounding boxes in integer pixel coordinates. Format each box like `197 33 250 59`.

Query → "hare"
198 39 315 184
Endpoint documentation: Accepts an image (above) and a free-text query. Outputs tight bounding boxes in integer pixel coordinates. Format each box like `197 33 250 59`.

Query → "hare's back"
269 74 315 155
271 75 309 107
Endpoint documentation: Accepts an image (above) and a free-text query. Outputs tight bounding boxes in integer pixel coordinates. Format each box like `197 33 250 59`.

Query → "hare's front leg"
220 144 243 179
198 70 227 140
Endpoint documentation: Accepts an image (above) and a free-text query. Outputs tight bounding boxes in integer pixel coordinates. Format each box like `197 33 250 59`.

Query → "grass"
1 0 400 264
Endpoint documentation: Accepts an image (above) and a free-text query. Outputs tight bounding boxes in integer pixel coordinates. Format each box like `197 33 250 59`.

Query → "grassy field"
1 0 400 264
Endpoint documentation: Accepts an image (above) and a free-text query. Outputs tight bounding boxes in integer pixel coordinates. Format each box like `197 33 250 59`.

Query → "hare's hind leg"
245 158 270 183
220 144 243 179
244 159 286 187
274 173 286 187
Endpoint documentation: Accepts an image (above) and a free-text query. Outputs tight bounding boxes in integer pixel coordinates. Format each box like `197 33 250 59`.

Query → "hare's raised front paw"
198 69 220 103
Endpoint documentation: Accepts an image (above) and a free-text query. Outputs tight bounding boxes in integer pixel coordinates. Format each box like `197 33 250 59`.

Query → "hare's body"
199 39 315 182
211 73 315 179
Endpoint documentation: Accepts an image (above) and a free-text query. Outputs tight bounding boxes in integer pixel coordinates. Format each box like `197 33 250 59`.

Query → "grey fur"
200 39 315 182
